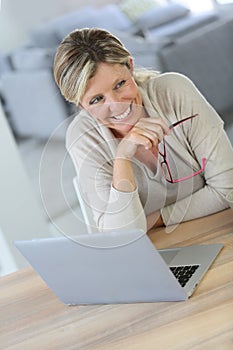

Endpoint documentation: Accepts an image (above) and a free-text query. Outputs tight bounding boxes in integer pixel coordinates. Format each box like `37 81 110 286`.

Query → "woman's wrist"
113 157 136 192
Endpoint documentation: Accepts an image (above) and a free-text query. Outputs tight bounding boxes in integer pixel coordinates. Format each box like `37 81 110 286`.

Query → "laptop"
14 230 223 304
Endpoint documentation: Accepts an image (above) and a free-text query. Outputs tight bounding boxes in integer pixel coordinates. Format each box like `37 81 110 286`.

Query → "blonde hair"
54 27 158 105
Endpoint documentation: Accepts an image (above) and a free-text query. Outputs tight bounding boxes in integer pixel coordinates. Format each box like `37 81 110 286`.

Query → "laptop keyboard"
170 265 199 287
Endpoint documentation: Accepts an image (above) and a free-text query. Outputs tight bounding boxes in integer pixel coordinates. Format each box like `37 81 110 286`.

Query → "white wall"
0 0 119 275
0 102 49 274
0 0 118 52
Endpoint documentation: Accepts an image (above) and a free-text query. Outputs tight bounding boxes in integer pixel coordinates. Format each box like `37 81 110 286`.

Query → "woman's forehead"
84 63 130 97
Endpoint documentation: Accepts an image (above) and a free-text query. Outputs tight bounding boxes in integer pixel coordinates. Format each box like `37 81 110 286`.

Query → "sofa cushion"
10 48 55 70
29 23 61 48
147 11 219 41
134 3 190 32
29 7 97 48
119 0 162 22
56 5 132 41
157 17 233 114
0 52 12 76
30 5 132 47
0 70 68 138
110 30 161 69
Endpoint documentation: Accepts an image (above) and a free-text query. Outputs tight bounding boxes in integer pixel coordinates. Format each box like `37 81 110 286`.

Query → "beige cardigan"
66 73 233 232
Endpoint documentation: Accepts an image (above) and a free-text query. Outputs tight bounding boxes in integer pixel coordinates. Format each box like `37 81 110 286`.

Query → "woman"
54 28 233 233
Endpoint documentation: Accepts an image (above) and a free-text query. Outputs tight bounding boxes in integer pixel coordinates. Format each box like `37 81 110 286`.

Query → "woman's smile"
111 104 131 121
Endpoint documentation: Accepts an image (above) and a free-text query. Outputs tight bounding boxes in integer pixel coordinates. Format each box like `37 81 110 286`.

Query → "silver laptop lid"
15 230 187 304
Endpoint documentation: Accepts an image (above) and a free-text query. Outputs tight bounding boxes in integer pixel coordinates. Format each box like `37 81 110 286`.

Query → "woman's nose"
106 92 121 104
105 93 123 113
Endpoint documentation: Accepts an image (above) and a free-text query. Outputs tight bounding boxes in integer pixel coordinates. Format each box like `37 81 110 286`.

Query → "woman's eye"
89 96 103 105
115 80 126 89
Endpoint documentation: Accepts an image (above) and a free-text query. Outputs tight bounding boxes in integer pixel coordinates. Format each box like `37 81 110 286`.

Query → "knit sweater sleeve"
149 73 233 225
161 127 233 225
66 113 147 232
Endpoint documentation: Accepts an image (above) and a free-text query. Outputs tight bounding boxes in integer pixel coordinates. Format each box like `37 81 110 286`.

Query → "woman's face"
80 61 144 137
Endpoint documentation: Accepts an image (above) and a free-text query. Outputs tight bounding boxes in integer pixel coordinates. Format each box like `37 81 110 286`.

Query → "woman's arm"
112 117 170 192
161 127 233 225
151 73 233 225
67 114 169 232
109 117 169 231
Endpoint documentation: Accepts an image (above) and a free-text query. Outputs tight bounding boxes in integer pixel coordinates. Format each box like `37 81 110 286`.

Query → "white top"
66 73 233 232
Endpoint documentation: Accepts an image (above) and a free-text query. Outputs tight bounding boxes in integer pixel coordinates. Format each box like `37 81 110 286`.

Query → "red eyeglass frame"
159 114 207 183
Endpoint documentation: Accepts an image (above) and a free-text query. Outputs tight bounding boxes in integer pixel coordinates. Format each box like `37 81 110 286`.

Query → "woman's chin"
111 123 134 137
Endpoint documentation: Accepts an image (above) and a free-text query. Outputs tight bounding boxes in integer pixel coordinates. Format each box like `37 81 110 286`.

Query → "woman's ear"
126 57 134 72
129 57 134 72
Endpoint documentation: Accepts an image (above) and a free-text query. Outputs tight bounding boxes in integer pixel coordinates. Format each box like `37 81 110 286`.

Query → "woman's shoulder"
66 109 114 151
66 109 99 147
141 72 200 109
147 72 195 92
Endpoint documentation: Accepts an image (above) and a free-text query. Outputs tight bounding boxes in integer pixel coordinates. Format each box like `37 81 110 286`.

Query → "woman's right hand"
116 117 170 159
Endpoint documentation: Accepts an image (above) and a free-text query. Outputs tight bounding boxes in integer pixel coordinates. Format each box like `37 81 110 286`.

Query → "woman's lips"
112 104 131 121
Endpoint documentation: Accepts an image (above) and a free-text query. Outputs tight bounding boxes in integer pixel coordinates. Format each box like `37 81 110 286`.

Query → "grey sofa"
0 2 232 142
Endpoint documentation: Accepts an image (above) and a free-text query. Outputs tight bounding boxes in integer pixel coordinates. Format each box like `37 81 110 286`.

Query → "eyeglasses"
159 114 206 183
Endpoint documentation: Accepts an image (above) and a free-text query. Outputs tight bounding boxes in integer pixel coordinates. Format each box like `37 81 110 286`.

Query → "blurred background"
0 0 233 276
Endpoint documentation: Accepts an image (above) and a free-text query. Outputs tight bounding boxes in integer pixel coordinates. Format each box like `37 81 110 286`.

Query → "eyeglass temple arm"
169 114 199 129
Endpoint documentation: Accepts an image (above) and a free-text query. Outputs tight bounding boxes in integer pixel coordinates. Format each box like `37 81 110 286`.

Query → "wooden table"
0 209 233 350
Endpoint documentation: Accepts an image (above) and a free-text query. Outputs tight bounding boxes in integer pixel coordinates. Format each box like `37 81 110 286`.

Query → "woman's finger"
117 133 153 159
134 124 163 143
137 117 170 136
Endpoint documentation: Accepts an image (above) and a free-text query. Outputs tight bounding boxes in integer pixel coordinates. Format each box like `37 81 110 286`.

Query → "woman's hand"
116 117 170 159
113 117 170 193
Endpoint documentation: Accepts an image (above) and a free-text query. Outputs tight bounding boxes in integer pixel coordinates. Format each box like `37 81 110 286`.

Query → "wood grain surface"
0 209 232 350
